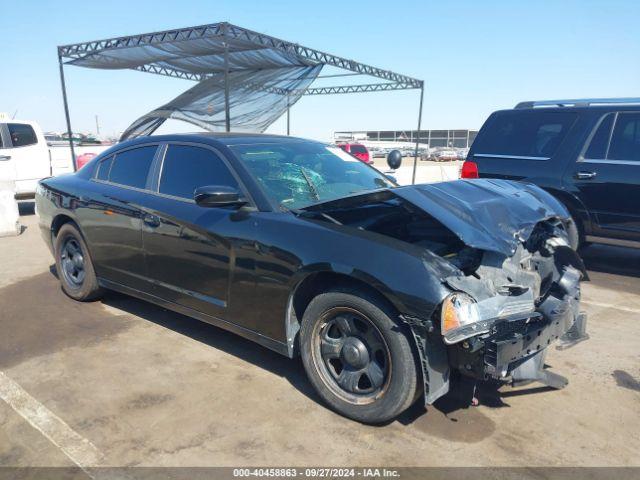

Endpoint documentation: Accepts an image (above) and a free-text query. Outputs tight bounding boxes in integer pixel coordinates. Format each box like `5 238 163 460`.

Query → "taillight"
460 160 479 179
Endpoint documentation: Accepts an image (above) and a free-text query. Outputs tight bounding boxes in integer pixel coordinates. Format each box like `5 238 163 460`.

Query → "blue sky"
2 0 639 141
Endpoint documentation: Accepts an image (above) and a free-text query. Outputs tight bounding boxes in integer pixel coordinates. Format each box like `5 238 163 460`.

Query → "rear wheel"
54 223 103 301
300 289 420 424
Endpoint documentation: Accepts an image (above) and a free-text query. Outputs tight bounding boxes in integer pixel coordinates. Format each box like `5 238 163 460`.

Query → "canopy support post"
58 52 77 171
286 93 290 136
411 83 424 185
223 40 231 132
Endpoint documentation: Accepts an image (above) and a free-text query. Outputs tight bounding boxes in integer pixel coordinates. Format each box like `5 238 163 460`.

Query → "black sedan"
36 133 588 423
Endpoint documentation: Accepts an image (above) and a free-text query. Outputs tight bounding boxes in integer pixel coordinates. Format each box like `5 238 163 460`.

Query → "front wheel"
54 223 103 301
300 289 420 424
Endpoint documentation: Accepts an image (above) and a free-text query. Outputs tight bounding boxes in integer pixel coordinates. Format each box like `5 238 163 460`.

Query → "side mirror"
387 150 402 170
194 185 247 208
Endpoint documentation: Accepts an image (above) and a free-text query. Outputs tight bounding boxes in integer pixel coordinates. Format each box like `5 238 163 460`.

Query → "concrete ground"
0 202 639 469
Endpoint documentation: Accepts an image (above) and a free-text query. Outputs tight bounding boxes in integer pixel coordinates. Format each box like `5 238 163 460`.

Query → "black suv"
464 98 640 249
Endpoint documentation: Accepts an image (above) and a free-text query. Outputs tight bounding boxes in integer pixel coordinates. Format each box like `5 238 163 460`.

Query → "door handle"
143 214 161 228
0 155 11 161
575 171 597 180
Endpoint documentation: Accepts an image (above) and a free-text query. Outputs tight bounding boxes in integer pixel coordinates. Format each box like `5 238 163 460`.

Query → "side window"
108 146 157 189
95 155 114 181
472 111 577 158
7 123 38 147
607 113 640 162
159 145 238 200
584 114 614 159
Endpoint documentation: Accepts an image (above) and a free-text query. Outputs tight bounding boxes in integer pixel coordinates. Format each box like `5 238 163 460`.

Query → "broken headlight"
441 292 492 345
440 288 536 344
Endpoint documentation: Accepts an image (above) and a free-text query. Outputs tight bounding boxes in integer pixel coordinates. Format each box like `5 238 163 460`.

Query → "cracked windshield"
231 142 395 209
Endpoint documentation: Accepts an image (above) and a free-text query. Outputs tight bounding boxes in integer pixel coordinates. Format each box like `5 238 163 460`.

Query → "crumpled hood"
393 179 570 256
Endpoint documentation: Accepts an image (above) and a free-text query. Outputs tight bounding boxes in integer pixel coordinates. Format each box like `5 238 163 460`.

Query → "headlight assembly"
441 292 492 345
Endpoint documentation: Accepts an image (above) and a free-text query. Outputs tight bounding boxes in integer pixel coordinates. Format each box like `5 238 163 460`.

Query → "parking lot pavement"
1 206 639 468
370 157 462 184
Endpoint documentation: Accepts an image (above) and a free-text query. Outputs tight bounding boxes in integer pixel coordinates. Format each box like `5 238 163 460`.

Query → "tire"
54 223 104 301
300 289 420 424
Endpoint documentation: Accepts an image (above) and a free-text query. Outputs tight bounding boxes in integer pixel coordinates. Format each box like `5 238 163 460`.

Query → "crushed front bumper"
448 290 588 387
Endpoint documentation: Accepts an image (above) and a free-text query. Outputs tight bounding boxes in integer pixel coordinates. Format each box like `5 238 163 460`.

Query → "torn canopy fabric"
120 65 322 140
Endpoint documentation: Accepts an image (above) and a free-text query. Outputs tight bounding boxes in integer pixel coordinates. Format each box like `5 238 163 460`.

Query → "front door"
569 112 640 241
140 143 255 321
3 122 50 194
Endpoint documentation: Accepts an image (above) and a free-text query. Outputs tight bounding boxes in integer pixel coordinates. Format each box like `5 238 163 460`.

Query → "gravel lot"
0 202 639 469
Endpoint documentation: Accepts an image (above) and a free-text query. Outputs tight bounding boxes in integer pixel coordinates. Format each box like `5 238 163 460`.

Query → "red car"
337 143 372 164
75 152 97 170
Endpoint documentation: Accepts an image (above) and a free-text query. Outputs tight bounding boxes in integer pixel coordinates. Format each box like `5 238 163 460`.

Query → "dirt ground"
0 203 639 469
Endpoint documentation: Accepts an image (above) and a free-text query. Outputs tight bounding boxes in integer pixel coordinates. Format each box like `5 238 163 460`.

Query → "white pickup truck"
0 115 109 198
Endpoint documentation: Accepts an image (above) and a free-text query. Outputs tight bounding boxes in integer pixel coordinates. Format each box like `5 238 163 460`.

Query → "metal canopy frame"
57 21 424 182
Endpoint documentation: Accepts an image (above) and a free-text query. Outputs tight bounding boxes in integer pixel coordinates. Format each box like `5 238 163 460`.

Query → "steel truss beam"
134 65 207 81
58 23 226 59
301 82 420 95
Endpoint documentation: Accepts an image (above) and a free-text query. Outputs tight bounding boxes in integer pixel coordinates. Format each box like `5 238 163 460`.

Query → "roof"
494 105 640 117
109 132 324 149
58 22 423 140
514 98 640 110
58 22 422 93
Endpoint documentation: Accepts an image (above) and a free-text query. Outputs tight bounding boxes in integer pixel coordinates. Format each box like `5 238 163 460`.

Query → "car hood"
392 179 570 256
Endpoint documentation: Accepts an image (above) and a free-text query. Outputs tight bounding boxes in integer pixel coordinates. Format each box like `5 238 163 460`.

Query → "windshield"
230 141 394 209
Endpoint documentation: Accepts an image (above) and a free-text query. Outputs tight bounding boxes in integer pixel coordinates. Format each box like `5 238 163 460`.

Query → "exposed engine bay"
302 181 589 404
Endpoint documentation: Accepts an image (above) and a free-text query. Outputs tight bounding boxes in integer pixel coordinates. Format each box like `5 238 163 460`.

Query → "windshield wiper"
290 208 342 225
299 167 320 201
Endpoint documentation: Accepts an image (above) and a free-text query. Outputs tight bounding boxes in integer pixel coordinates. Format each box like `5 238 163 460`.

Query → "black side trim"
98 278 289 357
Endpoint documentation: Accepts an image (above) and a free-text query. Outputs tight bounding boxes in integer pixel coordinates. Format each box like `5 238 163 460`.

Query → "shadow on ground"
1 266 568 440
98 288 323 404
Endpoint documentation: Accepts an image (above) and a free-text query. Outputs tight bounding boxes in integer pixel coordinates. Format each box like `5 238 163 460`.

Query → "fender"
283 263 419 358
283 264 452 404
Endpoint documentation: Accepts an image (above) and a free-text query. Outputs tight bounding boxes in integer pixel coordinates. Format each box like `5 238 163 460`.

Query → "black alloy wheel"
60 237 86 288
313 307 391 404
54 223 104 301
300 289 420 424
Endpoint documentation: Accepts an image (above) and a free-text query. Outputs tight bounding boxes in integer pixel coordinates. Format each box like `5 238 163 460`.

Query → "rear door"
469 110 578 183
570 112 640 241
83 144 160 292
139 142 254 320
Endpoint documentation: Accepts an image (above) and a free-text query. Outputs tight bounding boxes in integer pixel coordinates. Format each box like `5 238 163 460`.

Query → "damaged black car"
36 134 589 423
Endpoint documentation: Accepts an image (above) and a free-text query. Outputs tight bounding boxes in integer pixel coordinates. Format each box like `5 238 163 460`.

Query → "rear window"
584 114 615 159
607 113 640 162
95 156 114 181
349 145 367 154
108 146 157 189
8 123 38 147
473 111 577 159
